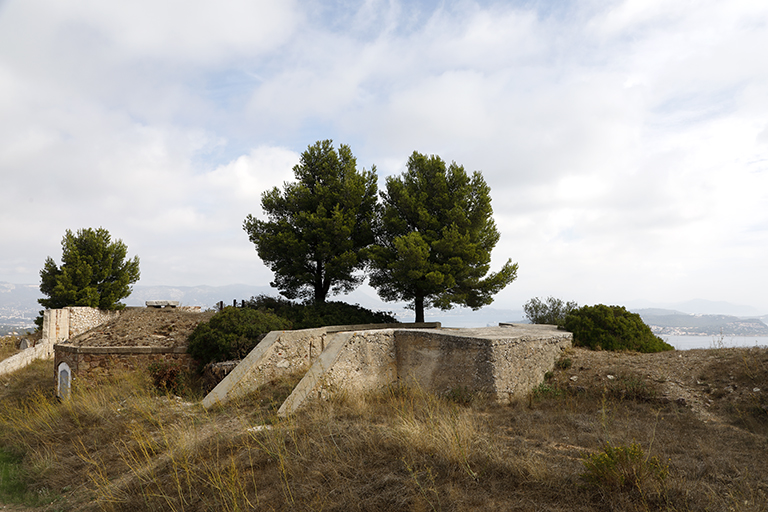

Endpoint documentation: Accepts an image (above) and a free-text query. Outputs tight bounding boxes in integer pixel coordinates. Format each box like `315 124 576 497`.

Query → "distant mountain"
626 299 762 317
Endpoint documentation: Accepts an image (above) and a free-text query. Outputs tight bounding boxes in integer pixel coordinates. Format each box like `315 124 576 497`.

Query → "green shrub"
581 442 668 490
147 360 185 394
564 304 673 353
532 382 564 400
187 307 291 366
243 295 398 329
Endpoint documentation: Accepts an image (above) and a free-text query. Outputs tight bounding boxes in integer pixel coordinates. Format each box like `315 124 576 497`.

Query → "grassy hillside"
1 347 767 511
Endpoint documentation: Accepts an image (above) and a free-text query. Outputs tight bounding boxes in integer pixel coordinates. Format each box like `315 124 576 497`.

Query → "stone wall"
54 345 193 382
202 323 439 409
0 342 55 376
62 307 121 340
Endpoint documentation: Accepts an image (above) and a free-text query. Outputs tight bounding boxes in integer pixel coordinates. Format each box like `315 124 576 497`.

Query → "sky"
1 0 767 316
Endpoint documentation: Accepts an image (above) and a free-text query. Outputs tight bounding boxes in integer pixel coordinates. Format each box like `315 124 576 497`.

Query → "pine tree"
38 228 140 313
369 151 517 322
243 140 378 303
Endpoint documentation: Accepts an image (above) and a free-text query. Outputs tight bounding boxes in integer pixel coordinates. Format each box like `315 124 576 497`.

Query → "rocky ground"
66 308 215 348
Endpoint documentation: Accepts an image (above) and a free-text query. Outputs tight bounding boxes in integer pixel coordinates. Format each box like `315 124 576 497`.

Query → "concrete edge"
325 322 440 333
277 331 355 417
202 330 290 409
54 345 189 355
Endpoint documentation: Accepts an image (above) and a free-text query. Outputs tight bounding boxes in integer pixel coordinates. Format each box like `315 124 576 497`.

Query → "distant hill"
634 308 768 336
2 281 765 333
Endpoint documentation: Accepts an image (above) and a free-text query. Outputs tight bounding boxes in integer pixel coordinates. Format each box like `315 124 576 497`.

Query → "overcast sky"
1 0 767 315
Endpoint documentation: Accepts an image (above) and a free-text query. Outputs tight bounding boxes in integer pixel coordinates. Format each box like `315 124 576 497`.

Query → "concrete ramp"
202 327 327 409
277 331 355 416
278 329 399 416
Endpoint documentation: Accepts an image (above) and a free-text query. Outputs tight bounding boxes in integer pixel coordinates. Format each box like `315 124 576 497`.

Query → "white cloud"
1 0 768 314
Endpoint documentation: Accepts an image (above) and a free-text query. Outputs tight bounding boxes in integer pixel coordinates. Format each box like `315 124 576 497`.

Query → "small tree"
243 140 378 304
524 296 578 327
38 228 140 322
369 151 517 323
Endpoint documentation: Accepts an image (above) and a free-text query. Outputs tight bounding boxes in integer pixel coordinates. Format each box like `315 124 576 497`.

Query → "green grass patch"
0 447 26 503
0 447 60 507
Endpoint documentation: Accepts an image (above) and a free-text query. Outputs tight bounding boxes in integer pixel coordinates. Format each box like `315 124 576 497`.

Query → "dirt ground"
560 345 768 425
67 308 215 348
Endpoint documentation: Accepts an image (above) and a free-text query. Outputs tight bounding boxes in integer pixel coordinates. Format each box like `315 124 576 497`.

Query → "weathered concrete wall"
202 328 326 408
396 330 496 395
43 309 70 343
278 330 398 416
203 323 440 410
490 328 573 400
204 323 572 415
278 325 571 414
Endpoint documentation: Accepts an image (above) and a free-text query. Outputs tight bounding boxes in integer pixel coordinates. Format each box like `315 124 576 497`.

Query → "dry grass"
0 335 21 361
0 348 767 511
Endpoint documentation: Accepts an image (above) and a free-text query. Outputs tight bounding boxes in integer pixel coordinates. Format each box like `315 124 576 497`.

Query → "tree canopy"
243 140 378 304
369 151 517 322
564 304 674 353
524 296 578 327
38 227 140 312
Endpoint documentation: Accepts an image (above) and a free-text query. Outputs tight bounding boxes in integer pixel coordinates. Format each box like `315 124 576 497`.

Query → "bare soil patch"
559 346 768 425
69 308 214 348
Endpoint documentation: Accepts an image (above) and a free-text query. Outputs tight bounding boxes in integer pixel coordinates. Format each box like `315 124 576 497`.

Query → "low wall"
54 344 193 381
0 342 55 375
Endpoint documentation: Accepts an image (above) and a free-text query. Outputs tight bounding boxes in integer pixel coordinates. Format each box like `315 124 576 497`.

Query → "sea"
661 335 768 351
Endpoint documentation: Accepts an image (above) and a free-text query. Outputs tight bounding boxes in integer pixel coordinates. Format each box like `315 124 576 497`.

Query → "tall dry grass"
0 348 767 511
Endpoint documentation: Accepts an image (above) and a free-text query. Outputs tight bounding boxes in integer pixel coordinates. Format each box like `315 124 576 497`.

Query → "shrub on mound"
564 304 673 353
243 295 398 329
187 307 291 366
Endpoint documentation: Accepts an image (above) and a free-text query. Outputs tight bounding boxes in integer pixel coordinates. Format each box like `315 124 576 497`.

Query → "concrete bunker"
203 323 572 415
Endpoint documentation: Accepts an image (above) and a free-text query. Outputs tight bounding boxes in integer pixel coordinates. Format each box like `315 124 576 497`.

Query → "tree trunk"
414 295 424 323
314 259 326 304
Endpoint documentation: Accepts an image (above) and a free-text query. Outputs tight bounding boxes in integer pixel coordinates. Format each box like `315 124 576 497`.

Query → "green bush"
187 307 291 366
243 295 398 329
581 442 668 490
564 304 673 353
